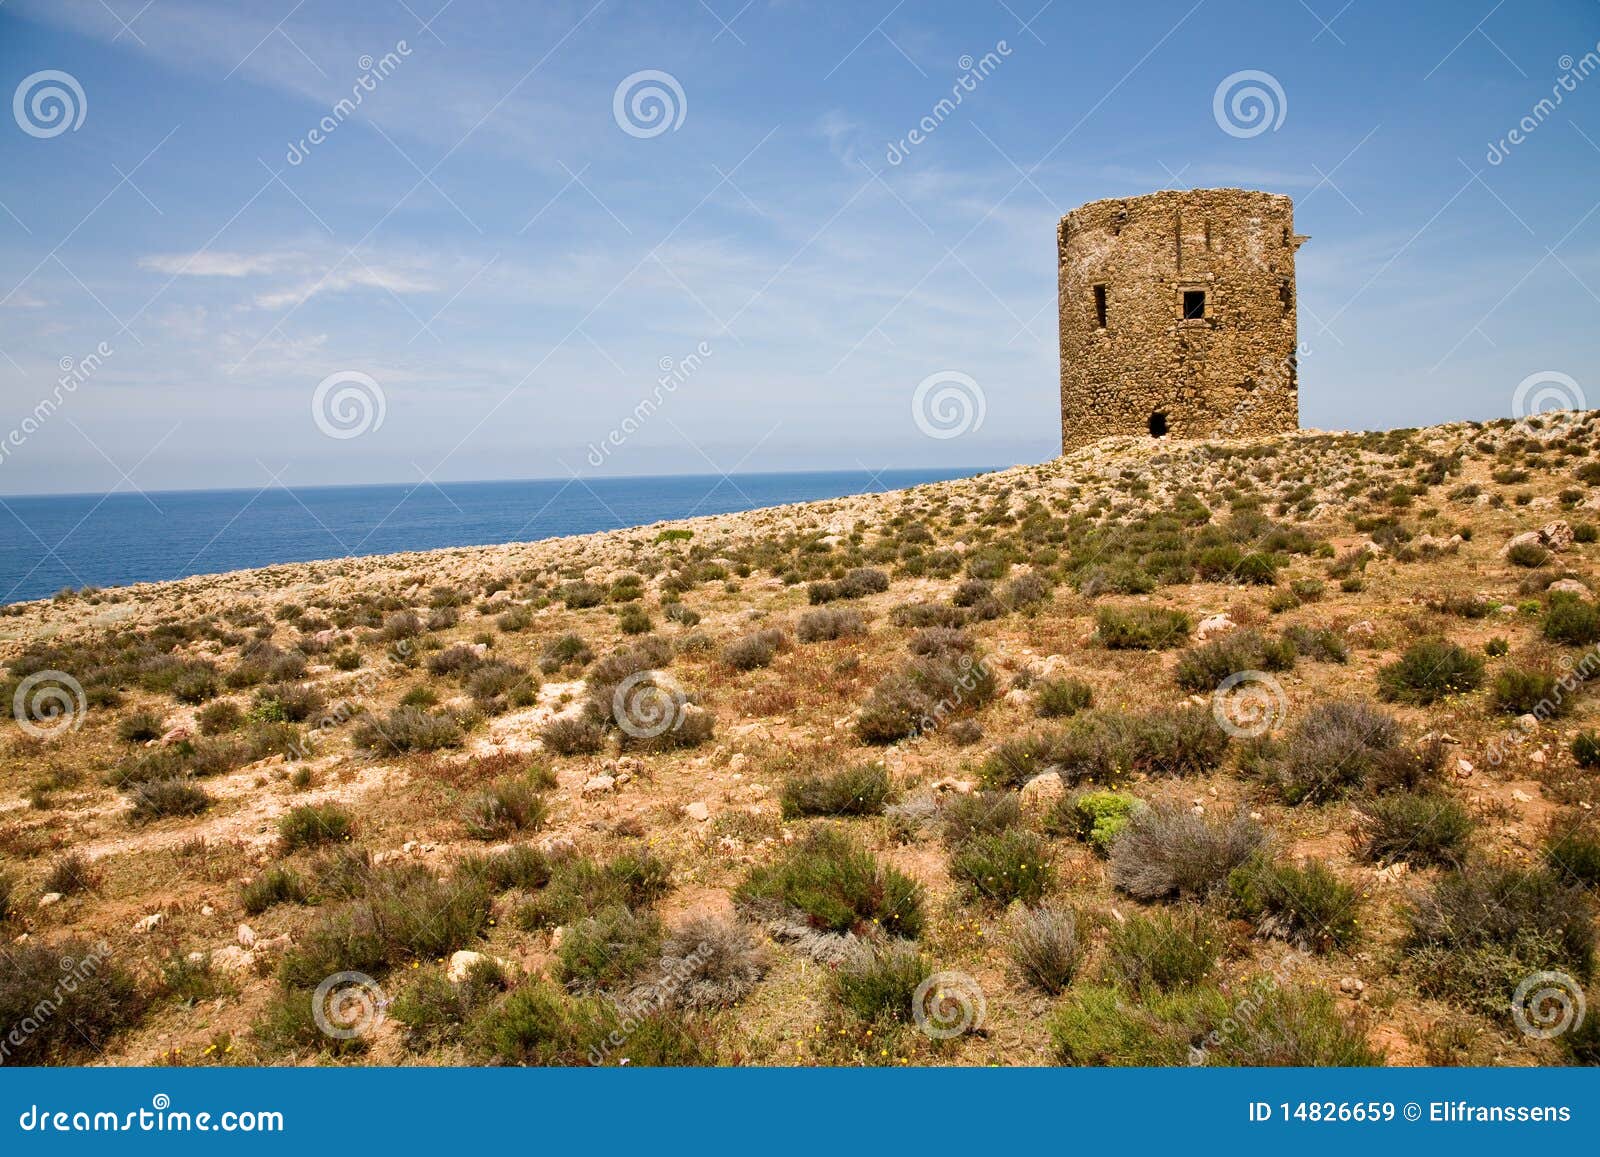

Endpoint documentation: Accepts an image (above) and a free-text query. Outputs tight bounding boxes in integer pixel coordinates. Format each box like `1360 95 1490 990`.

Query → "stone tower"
1057 188 1306 453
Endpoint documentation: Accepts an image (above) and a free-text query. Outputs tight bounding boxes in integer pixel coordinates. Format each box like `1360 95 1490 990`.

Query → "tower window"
1093 284 1107 328
1182 290 1206 320
1148 410 1169 438
1279 278 1293 314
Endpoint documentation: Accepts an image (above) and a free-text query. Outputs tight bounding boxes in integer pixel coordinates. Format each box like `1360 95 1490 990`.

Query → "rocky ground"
2 412 1599 1068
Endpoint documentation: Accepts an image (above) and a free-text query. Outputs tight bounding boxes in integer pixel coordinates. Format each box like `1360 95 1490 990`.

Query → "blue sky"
0 0 1596 495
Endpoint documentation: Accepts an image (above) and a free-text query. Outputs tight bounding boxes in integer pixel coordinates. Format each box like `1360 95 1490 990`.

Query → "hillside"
3 413 1599 1068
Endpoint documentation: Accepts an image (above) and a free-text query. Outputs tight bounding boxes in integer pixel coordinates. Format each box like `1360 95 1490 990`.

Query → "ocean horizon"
0 466 991 605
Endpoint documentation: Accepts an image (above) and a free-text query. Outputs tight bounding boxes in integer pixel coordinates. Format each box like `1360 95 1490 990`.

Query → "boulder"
1548 579 1593 602
582 775 616 798
1019 772 1066 815
683 801 711 823
1195 614 1235 641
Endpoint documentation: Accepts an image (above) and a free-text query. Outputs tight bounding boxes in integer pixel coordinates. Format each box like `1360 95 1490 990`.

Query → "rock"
313 628 340 646
209 946 254 973
538 834 577 859
158 725 192 746
255 933 292 955
185 951 207 965
683 801 711 823
729 753 749 772
200 904 215 917
236 924 256 948
582 775 616 797
1195 613 1236 641
1339 976 1365 998
446 949 513 983
1518 714 1539 733
37 892 63 908
1019 772 1066 815
1346 620 1376 638
1541 520 1575 551
1511 788 1533 803
134 913 164 933
1004 688 1031 707
1548 579 1594 601
1529 749 1546 765
931 777 975 795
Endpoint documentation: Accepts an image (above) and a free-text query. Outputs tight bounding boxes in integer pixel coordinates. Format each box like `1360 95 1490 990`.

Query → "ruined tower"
1057 188 1305 453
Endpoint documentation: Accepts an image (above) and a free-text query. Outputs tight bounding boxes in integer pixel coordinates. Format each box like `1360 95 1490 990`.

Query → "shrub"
458 844 555 892
796 608 865 642
0 939 144 1063
539 633 592 674
1035 677 1093 718
780 762 893 819
658 916 767 1009
241 866 309 915
1008 905 1081 995
1546 826 1600 888
1544 593 1600 646
378 610 424 641
43 851 100 896
462 778 548 840
127 777 212 823
722 628 785 671
278 804 355 852
1359 792 1475 867
539 715 605 755
1173 630 1294 692
1406 863 1595 1017
515 850 673 929
854 648 996 744
1507 541 1550 568
332 648 362 671
427 644 485 677
392 963 505 1051
1490 667 1568 716
950 829 1052 905
117 710 166 743
808 567 889 604
734 826 923 938
1104 909 1220 994
1248 699 1402 804
1377 638 1483 704
468 981 586 1065
196 700 244 735
829 941 928 1022
940 790 1021 845
0 870 13 922
280 872 491 988
1573 731 1600 768
1228 858 1360 952
558 905 664 993
1095 605 1191 650
466 661 537 707
1109 803 1267 900
617 605 652 635
1052 789 1142 854
352 706 463 753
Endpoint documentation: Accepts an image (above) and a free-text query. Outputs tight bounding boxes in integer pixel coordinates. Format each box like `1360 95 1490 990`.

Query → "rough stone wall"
1058 188 1304 453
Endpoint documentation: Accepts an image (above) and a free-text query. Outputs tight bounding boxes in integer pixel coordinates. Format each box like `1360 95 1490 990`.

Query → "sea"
0 467 985 605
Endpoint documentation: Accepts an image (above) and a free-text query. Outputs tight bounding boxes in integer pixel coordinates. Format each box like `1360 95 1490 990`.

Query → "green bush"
1359 792 1474 867
981 706 1228 789
557 905 664 992
352 705 463 753
1173 630 1295 692
457 844 555 892
940 790 1021 845
196 700 244 735
735 826 923 938
127 777 212 823
1544 593 1600 646
829 941 929 1022
1050 789 1142 854
392 962 506 1051
780 762 893 819
539 715 605 755
43 851 99 896
241 866 309 915
1377 638 1484 705
1103 908 1219 994
117 709 166 743
1034 677 1093 718
1228 857 1360 952
1489 667 1568 716
854 647 996 743
461 777 548 840
278 803 355 851
1008 905 1081 995
950 828 1052 905
1546 826 1600 888
723 628 786 670
1572 731 1600 768
1507 541 1550 568
515 849 672 929
796 608 865 642
1095 605 1191 650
